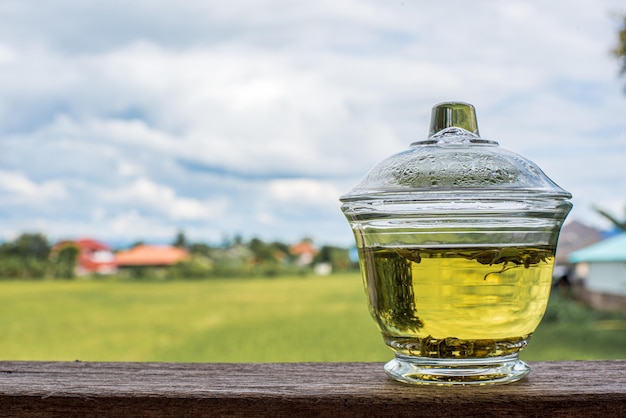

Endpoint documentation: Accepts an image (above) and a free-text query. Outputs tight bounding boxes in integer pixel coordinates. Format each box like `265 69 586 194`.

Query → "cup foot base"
384 353 529 386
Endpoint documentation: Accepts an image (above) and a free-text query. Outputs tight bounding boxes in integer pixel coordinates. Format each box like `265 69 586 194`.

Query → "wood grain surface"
0 361 624 417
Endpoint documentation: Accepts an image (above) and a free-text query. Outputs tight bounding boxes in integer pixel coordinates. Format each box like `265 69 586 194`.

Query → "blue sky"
0 0 625 246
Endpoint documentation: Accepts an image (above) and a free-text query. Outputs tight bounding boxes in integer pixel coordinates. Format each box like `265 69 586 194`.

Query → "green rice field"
0 274 624 362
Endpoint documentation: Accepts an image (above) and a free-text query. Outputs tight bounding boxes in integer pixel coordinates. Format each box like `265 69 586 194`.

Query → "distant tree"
50 243 80 278
233 234 243 246
173 230 188 248
316 246 333 264
169 255 214 279
314 245 354 271
189 242 213 256
0 233 51 279
0 232 50 260
615 14 626 91
270 241 290 256
248 237 281 264
593 205 626 231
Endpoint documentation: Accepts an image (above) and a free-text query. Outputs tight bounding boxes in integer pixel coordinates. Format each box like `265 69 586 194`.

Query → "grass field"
0 274 624 362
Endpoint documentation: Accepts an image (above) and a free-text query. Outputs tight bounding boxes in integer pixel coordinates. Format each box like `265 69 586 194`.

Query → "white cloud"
0 43 16 64
268 179 341 208
0 0 624 244
0 170 66 204
107 210 175 240
117 161 141 177
101 177 229 221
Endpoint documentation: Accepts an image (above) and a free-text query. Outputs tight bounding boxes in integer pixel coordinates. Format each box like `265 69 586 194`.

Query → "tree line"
0 232 358 280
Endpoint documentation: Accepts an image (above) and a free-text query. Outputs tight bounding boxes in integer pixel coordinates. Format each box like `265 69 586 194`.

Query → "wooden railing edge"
0 360 624 417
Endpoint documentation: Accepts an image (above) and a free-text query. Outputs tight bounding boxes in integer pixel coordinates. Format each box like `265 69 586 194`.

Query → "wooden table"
0 361 624 417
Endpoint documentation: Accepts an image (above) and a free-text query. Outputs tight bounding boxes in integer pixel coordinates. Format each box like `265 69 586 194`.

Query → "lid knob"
429 102 480 137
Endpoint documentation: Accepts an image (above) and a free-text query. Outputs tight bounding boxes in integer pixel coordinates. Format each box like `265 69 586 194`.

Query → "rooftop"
116 245 190 266
568 233 626 263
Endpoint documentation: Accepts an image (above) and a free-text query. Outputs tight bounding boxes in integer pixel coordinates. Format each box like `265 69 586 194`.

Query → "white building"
569 233 626 311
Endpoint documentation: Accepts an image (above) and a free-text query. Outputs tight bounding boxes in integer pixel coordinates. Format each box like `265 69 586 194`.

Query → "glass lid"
340 102 572 202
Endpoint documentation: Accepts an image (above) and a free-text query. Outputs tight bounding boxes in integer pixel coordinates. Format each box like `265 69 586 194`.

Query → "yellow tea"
358 246 554 358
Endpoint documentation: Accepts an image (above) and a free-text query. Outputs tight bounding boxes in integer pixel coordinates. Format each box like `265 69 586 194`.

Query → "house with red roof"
115 244 190 267
53 238 118 275
290 239 318 266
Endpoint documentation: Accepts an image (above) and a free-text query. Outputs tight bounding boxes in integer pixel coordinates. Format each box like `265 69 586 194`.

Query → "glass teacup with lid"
340 102 572 385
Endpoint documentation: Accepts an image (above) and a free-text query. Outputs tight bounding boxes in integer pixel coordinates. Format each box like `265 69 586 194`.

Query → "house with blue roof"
568 233 626 311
